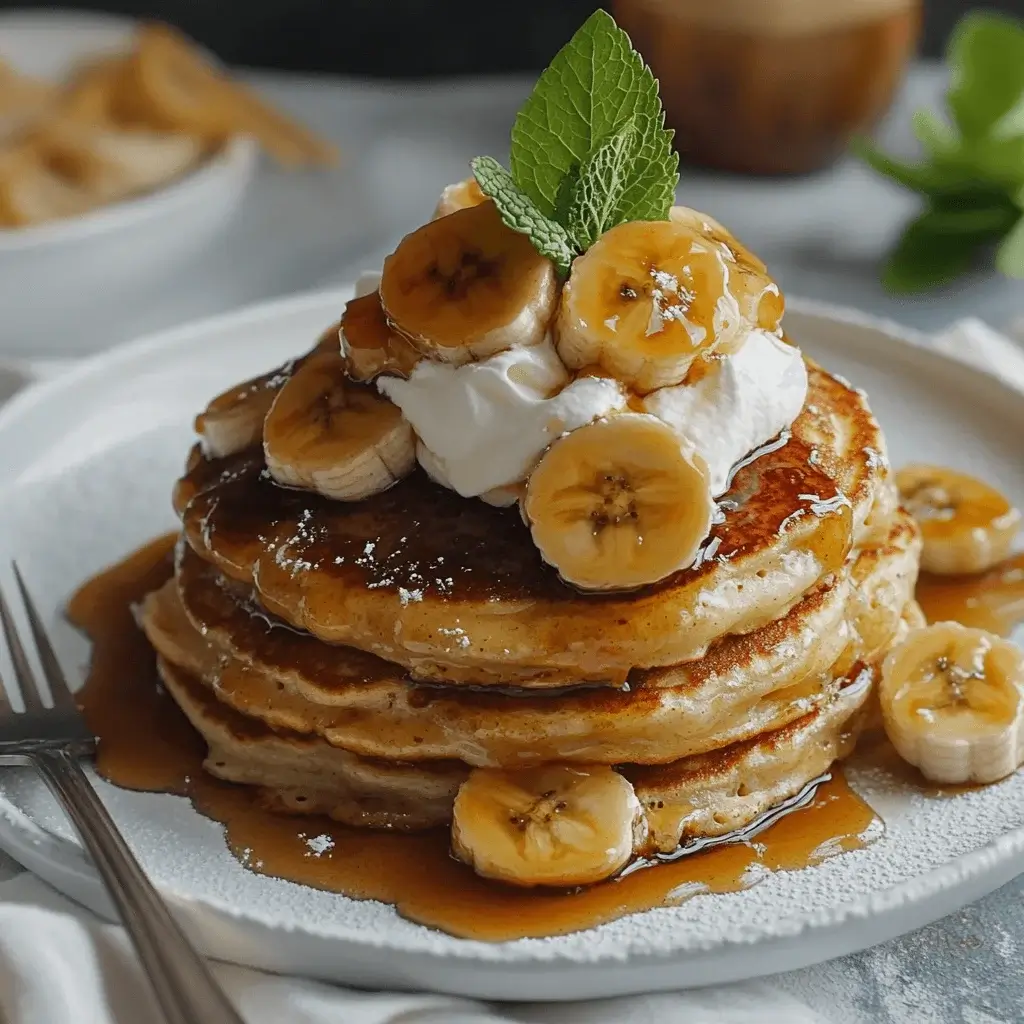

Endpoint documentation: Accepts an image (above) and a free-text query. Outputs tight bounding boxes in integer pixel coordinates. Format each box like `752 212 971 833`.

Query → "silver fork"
0 564 245 1024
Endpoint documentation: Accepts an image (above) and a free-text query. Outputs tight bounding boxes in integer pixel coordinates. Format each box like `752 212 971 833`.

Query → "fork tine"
12 563 76 711
0 582 45 712
0 667 12 716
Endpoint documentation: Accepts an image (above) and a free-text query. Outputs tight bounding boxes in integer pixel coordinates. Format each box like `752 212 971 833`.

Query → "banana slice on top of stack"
322 180 809 590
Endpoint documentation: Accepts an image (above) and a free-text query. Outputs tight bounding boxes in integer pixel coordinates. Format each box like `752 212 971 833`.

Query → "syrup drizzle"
916 554 1024 638
68 534 881 941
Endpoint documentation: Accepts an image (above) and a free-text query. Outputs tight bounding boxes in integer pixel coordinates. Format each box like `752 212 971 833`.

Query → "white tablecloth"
0 317 1021 1024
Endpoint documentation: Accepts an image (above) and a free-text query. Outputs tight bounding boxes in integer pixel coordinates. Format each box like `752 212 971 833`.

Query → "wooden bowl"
614 0 922 176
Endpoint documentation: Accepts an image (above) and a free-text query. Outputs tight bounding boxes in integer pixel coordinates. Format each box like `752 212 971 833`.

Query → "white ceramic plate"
0 11 257 356
0 290 1022 1001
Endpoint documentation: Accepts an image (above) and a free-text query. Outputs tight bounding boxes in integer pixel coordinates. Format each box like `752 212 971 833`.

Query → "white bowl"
0 11 258 357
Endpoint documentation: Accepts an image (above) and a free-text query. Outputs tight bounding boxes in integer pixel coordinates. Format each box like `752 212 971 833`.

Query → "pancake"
177 362 890 687
156 658 466 830
155 649 879 853
142 510 917 768
627 660 880 855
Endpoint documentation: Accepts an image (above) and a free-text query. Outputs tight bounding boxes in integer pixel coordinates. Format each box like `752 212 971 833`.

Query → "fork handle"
32 747 245 1024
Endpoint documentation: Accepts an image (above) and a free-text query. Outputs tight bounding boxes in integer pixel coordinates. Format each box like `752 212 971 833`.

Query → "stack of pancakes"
140 349 922 868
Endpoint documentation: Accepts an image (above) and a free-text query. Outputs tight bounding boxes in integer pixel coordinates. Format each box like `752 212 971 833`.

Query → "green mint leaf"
996 215 1024 277
882 214 980 293
948 13 1024 140
508 9 677 223
471 156 576 273
566 120 640 250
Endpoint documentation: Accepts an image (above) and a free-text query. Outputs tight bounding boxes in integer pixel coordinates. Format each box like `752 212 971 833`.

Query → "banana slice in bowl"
523 413 714 591
896 464 1021 575
264 349 415 501
880 621 1024 784
379 199 558 366
452 765 645 888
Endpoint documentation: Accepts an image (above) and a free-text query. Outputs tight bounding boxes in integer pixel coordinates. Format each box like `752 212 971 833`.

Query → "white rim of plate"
0 289 1021 962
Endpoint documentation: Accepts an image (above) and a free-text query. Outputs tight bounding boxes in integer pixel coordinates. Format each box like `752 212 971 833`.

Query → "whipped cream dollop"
378 338 627 498
642 330 808 495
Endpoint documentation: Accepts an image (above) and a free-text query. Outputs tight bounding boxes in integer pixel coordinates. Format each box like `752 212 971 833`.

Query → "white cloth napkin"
0 317 1022 1024
0 874 823 1023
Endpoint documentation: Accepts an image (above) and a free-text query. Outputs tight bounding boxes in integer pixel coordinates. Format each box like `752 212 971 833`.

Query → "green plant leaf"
882 215 980 293
567 117 677 251
952 135 1024 189
911 110 957 158
947 12 1024 140
508 9 677 221
851 137 973 195
996 215 1024 277
471 156 577 273
923 199 1021 236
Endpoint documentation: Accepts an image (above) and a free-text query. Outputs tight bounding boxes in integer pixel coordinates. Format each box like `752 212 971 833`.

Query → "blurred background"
1 0 1022 73
1 1 1022 358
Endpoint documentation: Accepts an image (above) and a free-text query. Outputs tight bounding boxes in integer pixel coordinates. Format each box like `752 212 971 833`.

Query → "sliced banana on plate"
523 413 714 591
432 176 486 219
264 350 415 501
451 765 644 888
896 464 1021 575
880 621 1024 784
340 290 421 382
555 218 771 393
379 199 558 366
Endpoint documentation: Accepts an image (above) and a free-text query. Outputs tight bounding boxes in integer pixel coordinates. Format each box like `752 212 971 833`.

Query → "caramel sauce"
68 534 881 941
916 554 1024 638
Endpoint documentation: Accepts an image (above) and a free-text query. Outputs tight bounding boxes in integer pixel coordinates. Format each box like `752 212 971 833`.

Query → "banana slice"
451 765 644 887
196 326 339 458
196 367 286 458
523 414 714 591
669 205 784 335
379 199 558 366
880 622 1024 784
264 350 415 500
555 219 765 393
340 290 421 382
433 176 486 219
896 464 1021 575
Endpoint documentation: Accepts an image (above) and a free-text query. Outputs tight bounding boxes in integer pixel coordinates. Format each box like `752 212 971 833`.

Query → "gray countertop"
5 62 1023 1022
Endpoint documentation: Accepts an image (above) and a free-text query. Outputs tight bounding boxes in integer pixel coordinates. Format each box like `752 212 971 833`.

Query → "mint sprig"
856 12 1024 292
472 10 679 270
470 157 576 273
